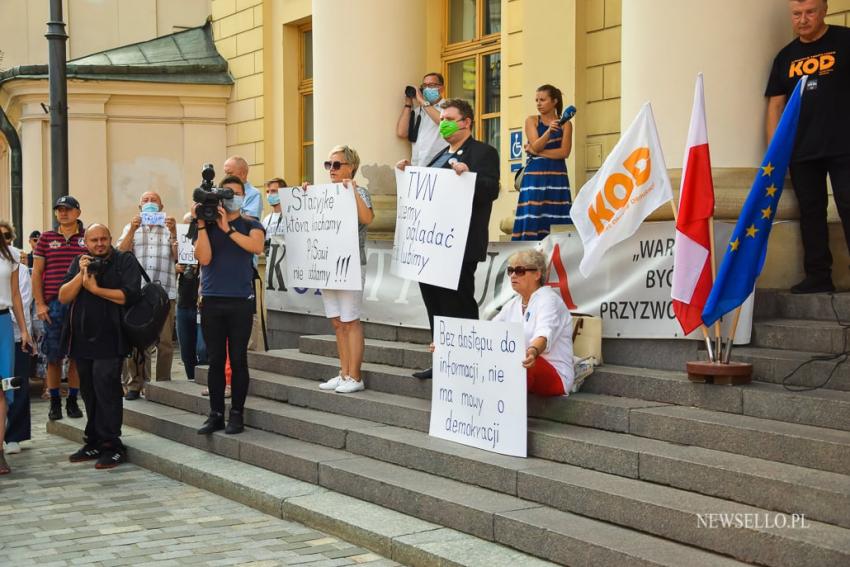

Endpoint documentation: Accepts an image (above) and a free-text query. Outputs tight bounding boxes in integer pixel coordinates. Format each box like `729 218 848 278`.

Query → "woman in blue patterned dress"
512 84 573 240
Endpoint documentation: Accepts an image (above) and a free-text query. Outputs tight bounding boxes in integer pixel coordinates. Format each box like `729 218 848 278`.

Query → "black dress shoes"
197 412 225 434
790 276 835 294
412 368 433 379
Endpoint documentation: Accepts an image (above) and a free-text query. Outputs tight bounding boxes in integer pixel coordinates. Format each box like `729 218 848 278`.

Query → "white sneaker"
4 442 21 454
319 374 344 390
335 376 365 394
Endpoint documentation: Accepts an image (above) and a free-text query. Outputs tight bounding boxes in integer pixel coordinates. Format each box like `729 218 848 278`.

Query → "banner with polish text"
265 221 753 342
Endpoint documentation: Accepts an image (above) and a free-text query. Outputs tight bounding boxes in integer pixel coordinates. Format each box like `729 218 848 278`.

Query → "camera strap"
408 108 421 143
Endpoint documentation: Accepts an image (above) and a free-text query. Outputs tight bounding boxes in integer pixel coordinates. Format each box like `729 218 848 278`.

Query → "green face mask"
439 119 461 139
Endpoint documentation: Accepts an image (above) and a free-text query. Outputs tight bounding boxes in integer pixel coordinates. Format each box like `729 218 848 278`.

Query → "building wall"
0 0 211 68
581 0 620 181
211 0 267 187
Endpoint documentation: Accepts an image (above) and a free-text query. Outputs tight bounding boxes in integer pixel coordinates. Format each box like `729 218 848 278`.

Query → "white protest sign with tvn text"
429 316 527 457
392 166 475 290
175 224 197 265
281 183 362 290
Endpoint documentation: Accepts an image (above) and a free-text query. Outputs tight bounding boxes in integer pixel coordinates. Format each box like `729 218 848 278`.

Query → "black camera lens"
405 85 417 99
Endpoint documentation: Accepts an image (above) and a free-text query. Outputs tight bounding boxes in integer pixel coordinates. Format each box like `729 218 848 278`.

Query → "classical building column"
312 0 430 236
620 0 791 219
619 1 846 288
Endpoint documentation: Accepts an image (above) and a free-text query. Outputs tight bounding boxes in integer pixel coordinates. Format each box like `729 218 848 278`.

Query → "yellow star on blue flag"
703 76 807 326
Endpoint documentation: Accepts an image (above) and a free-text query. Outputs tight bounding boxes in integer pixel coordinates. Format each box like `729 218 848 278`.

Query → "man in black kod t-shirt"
766 0 850 293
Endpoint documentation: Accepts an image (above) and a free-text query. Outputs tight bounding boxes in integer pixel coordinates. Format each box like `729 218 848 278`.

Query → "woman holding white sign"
307 146 374 394
492 249 577 396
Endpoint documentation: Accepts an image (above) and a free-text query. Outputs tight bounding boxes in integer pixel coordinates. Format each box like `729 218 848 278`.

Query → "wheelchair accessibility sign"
510 130 522 160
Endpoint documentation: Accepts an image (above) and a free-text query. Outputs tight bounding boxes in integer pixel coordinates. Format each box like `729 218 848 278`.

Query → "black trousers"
200 297 253 414
76 357 124 449
419 260 479 333
5 342 32 443
790 153 850 279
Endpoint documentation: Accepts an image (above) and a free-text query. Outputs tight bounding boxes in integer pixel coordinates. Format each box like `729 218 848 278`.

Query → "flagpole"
670 198 716 362
722 306 743 363
707 216 723 362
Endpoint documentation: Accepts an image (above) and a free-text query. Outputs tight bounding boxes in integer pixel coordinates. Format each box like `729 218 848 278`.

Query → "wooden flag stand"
671 202 752 386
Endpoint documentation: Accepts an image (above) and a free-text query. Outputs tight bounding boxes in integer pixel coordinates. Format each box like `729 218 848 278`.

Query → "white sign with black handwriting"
281 183 362 290
175 223 197 265
392 166 475 290
429 316 527 457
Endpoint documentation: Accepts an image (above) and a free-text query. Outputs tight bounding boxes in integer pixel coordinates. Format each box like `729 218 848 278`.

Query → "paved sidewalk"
1 401 400 567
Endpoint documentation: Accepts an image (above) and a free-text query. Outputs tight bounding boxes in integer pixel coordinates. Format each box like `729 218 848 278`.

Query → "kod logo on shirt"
788 52 836 78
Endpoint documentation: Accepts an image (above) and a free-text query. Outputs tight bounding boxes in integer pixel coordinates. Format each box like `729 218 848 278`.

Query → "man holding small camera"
117 191 178 400
192 175 265 435
396 72 449 166
59 224 142 469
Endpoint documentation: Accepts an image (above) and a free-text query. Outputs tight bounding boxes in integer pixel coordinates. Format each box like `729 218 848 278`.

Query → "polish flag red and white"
672 74 715 335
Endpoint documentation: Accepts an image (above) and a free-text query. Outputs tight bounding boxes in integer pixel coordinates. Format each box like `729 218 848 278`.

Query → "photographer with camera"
396 72 448 166
117 191 178 400
59 224 142 469
192 176 265 435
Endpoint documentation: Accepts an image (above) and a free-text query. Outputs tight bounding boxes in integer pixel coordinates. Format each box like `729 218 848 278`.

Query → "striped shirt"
34 227 86 302
118 223 177 300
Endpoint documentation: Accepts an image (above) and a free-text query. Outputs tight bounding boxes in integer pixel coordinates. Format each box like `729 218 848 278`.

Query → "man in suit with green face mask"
397 98 501 380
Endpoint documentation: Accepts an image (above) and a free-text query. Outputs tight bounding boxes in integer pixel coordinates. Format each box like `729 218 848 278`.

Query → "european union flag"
702 77 806 326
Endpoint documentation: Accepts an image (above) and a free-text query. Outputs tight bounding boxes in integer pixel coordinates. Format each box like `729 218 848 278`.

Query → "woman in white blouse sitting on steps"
492 249 591 396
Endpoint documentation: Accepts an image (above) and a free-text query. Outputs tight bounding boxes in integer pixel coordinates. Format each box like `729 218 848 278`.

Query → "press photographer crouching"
59 224 142 469
192 175 265 435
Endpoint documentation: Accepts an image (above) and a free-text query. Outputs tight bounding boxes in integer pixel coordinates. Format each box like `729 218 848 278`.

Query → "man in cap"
32 196 86 420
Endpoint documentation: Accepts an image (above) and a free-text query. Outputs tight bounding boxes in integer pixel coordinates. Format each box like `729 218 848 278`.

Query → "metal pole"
46 0 69 214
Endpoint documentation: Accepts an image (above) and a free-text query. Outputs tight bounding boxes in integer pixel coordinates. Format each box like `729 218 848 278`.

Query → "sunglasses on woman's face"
1 232 12 241
323 160 350 171
506 266 538 276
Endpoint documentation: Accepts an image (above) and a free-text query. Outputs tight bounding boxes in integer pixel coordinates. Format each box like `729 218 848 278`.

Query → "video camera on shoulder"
192 164 234 222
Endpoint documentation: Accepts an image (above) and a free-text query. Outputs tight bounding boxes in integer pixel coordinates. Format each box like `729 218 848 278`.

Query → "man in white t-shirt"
396 72 449 166
261 177 287 241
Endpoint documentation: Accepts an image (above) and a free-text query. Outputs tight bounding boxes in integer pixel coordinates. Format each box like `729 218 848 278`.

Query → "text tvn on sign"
587 147 652 234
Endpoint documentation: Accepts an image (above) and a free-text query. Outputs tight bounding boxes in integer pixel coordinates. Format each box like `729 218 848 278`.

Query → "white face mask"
223 195 244 213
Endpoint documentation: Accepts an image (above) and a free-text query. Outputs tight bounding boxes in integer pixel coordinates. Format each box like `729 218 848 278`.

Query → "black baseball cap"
53 196 81 210
29 230 41 239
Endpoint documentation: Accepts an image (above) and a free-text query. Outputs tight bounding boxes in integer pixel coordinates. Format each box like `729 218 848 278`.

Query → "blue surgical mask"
141 202 160 213
223 195 244 213
423 87 441 103
267 193 281 206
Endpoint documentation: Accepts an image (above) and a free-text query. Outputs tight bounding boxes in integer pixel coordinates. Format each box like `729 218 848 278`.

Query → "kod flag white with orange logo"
572 102 674 277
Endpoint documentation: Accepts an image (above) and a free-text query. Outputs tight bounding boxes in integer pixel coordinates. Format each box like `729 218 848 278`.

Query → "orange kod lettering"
789 53 837 77
586 147 651 234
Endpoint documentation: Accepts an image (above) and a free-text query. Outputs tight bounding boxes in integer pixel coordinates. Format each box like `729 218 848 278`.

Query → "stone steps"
212 364 850 476
120 395 845 567
751 318 849 355
586 365 850 431
733 346 850 392
277 340 850 433
145 380 850 530
45 414 556 567
754 291 850 322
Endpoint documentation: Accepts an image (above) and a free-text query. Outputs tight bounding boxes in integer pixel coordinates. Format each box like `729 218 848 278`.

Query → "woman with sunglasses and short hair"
492 249 575 396
308 146 374 394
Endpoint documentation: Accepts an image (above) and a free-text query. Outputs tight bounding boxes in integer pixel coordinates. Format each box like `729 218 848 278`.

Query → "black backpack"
122 261 170 353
